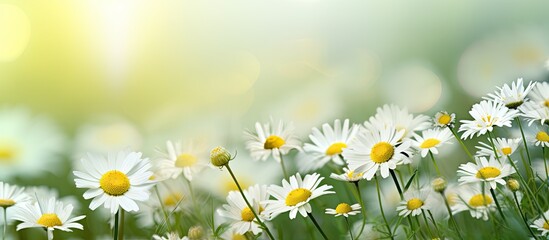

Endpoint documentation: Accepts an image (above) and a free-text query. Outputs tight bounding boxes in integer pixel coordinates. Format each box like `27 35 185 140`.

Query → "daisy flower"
12 197 85 240
433 111 456 128
485 78 536 109
452 184 496 221
329 167 364 183
458 100 519 139
73 151 155 214
475 137 521 158
0 182 30 226
245 119 301 162
363 104 431 140
263 173 334 219
412 128 453 157
528 81 549 108
396 189 430 217
343 127 413 180
217 185 269 235
0 107 65 179
530 210 549 236
534 129 549 147
154 140 208 181
520 101 549 126
152 232 188 240
325 202 361 217
457 156 515 189
298 119 359 172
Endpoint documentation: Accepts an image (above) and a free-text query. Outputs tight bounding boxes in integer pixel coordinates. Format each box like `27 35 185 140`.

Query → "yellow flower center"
536 131 549 142
335 203 352 214
501 147 512 155
347 170 363 180
476 167 501 179
285 188 312 206
175 153 197 168
370 142 394 163
406 198 424 210
481 115 494 126
241 207 255 222
99 170 130 196
0 144 17 163
37 213 62 227
232 234 247 240
163 193 184 207
420 138 441 149
264 135 285 149
438 114 451 125
0 199 15 207
545 100 549 108
543 221 549 230
325 142 347 156
468 194 493 207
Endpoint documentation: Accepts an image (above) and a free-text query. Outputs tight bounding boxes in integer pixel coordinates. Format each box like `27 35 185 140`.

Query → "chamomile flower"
459 100 519 139
433 111 456 128
457 156 515 189
452 184 495 221
475 137 521 158
485 78 536 109
396 189 430 217
263 173 334 219
217 185 269 235
363 104 431 139
528 81 549 108
534 129 549 147
329 167 364 183
325 202 361 217
12 197 85 240
0 182 30 225
530 210 549 236
154 140 208 181
73 151 155 214
412 128 453 158
245 119 301 162
298 119 359 172
343 127 413 180
520 101 549 126
0 107 66 180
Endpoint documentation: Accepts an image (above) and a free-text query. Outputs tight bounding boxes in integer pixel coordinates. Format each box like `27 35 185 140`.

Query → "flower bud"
210 146 232 167
431 177 447 193
188 225 204 240
507 178 520 192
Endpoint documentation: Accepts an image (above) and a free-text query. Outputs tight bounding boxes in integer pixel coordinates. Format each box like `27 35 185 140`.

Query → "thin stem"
513 191 538 239
117 210 125 240
225 164 275 240
414 215 426 239
154 187 173 232
449 126 474 161
113 212 119 240
441 192 464 240
375 175 394 240
2 207 6 240
278 152 289 180
308 212 328 240
507 156 536 214
352 182 367 240
489 188 507 223
487 131 501 162
543 147 548 180
345 217 354 240
429 151 441 176
516 117 533 165
420 211 434 238
427 210 441 238
389 170 404 200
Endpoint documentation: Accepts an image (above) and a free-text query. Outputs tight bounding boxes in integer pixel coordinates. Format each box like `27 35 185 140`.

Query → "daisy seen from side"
475 137 521 158
452 184 496 221
362 104 431 140
154 140 208 181
530 210 549 236
412 128 453 158
457 156 515 189
325 202 361 217
484 78 536 109
217 185 269 235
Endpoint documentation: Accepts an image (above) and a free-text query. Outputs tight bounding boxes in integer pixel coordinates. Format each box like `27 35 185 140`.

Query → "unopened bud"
507 178 520 192
210 146 232 167
431 177 447 193
188 225 204 240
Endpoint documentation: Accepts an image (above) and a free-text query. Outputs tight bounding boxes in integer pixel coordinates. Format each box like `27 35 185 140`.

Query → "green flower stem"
427 210 442 238
117 210 125 240
352 182 367 240
375 174 394 240
543 147 548 180
113 212 119 240
344 217 354 240
279 152 289 180
2 207 6 240
440 193 464 240
449 126 474 161
429 152 441 176
413 215 426 239
516 118 533 165
489 188 507 223
225 164 275 240
507 156 536 214
389 170 416 240
420 211 434 238
154 186 173 232
487 132 501 162
308 212 329 240
513 191 538 239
